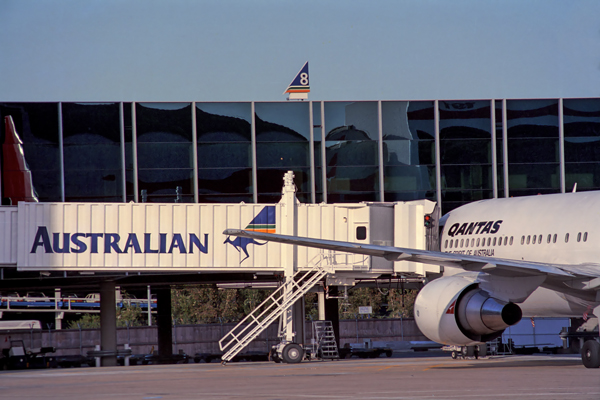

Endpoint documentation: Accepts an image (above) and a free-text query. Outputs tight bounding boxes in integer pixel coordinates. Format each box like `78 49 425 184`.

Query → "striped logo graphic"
224 206 276 263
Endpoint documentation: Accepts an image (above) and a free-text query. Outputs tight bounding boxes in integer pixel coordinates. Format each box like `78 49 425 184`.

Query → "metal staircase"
219 254 331 364
312 320 340 360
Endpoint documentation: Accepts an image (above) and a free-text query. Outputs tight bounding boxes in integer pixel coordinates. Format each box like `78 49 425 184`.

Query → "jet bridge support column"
317 286 326 320
100 280 117 367
156 287 173 362
280 171 299 344
324 286 340 346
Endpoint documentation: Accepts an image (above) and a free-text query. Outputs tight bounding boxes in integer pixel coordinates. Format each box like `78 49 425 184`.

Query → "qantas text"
446 220 503 237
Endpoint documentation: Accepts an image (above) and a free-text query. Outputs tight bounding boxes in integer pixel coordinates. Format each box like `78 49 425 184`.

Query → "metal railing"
219 254 332 363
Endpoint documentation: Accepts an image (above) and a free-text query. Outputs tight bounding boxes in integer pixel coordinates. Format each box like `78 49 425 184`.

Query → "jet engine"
414 276 522 345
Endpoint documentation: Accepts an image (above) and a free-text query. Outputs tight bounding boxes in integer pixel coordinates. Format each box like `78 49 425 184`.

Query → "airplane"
224 190 600 368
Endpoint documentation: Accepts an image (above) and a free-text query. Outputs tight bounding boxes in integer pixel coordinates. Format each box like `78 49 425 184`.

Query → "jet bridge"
8 172 439 278
1 171 439 364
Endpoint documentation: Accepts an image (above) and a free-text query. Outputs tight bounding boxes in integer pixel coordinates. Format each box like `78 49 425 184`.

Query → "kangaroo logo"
224 206 275 263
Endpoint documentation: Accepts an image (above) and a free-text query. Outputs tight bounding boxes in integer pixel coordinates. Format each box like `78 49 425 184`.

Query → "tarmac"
0 351 598 400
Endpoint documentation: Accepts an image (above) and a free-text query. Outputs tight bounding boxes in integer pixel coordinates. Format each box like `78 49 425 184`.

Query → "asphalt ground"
0 351 598 400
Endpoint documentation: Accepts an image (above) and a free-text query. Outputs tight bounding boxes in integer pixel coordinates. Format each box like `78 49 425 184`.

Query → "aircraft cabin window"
444 240 448 249
584 232 588 242
538 235 542 244
460 239 464 248
476 238 480 247
565 233 569 243
471 239 475 247
547 234 551 244
356 226 367 240
498 237 502 246
527 235 531 244
449 240 453 249
493 237 497 246
509 236 513 245
487 237 491 246
532 235 536 244
521 236 525 245
577 232 581 242
553 234 557 243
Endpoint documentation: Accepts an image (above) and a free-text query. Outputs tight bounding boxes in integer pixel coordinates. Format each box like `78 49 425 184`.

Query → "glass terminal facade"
1 99 600 214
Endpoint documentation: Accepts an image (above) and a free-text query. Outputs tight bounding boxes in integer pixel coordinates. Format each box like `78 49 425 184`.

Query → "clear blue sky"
1 0 599 102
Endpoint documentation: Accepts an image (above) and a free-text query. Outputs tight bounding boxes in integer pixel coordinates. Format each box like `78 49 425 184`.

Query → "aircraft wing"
223 229 600 285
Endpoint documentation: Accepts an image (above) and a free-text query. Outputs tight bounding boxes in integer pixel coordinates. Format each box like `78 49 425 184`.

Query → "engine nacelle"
414 276 522 345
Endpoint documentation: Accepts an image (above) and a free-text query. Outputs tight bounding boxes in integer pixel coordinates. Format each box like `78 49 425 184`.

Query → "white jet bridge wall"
0 206 18 265
17 202 284 272
394 200 440 276
295 201 440 276
296 204 375 272
13 197 439 277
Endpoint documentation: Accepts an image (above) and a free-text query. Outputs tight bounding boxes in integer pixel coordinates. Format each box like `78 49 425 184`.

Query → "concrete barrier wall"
0 318 427 357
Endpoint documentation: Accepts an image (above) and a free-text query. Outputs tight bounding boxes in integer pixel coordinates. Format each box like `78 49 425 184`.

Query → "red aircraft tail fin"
3 116 39 203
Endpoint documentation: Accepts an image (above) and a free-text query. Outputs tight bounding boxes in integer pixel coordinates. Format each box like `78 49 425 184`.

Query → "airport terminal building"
1 98 600 364
2 98 600 213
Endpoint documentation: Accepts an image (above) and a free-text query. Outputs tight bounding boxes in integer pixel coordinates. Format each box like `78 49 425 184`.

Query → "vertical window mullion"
192 102 199 203
251 101 258 203
132 102 139 203
490 99 498 198
434 100 442 208
58 102 65 202
119 102 126 202
321 101 327 204
559 98 565 193
309 101 316 204
502 99 509 197
377 101 384 202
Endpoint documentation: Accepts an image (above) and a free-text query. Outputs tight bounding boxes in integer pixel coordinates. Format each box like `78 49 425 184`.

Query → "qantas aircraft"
225 191 600 368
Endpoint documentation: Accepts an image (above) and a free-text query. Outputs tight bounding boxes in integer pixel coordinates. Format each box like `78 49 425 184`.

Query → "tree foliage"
67 285 417 329
170 286 274 325
338 287 417 319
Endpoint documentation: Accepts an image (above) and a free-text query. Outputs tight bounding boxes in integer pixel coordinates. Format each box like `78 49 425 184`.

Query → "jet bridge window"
356 226 367 241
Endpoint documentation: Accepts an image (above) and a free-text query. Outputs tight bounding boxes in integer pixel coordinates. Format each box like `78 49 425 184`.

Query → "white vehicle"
84 293 101 303
225 190 600 368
